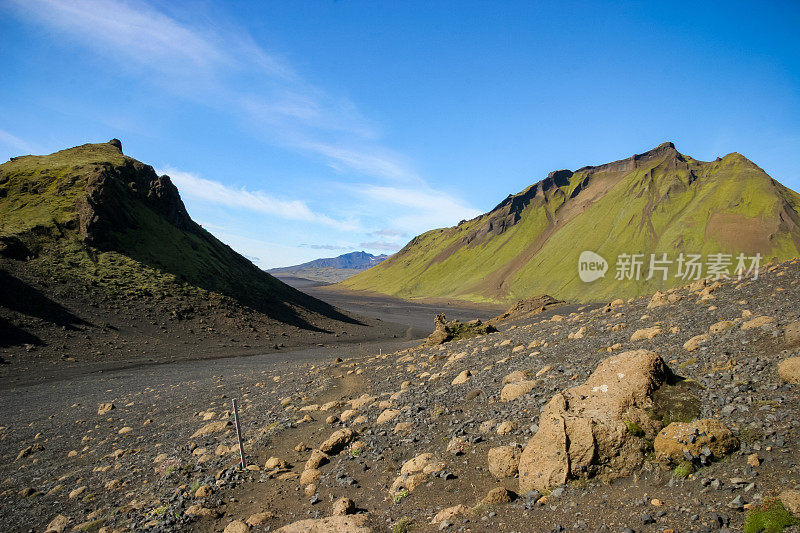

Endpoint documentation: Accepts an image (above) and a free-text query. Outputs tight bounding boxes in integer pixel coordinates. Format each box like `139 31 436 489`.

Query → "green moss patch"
744 499 799 533
649 379 702 426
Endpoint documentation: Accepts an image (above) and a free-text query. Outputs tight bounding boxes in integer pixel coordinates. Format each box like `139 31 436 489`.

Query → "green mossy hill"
341 142 800 304
0 140 348 326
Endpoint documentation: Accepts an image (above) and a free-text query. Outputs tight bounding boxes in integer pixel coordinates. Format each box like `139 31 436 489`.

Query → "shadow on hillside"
122 249 365 333
0 317 42 348
0 270 91 346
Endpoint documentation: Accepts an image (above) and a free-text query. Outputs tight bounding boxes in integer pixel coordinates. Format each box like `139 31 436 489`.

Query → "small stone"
779 490 800 515
246 512 275 526
44 514 69 533
331 497 355 516
728 495 745 510
223 520 249 533
431 504 470 524
97 403 115 415
265 456 287 470
451 370 472 385
482 487 515 504
376 409 400 424
191 420 232 438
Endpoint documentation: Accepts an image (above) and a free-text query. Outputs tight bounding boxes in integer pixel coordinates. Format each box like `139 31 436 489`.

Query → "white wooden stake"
232 398 245 470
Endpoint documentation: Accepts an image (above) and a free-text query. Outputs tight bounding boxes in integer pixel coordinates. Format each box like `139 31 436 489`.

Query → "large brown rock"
630 327 662 341
500 380 538 401
653 419 738 464
276 515 371 532
518 350 670 493
223 521 249 533
780 490 800 515
779 357 800 385
44 515 70 533
191 420 232 438
319 428 356 455
487 446 519 478
785 322 800 346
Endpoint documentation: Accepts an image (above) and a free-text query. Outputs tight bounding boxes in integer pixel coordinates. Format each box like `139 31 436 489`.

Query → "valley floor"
2 262 800 532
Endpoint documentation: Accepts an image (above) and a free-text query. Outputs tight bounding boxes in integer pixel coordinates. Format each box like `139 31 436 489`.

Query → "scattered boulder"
741 315 775 330
500 380 538 401
246 512 275 527
496 420 515 435
491 295 565 323
191 420 232 438
518 350 670 493
630 326 662 341
319 428 356 455
305 450 329 470
300 468 322 485
778 357 800 385
425 314 497 346
431 505 471 524
780 490 800 515
376 409 400 424
97 402 115 415
785 322 800 346
275 515 371 533
45 514 70 533
401 453 433 475
482 487 516 504
349 395 375 410
501 370 527 384
451 370 472 385
653 419 739 464
194 485 211 498
265 456 288 470
223 520 249 533
487 446 519 478
683 334 709 352
446 436 469 455
709 320 735 334
647 291 669 308
332 497 356 516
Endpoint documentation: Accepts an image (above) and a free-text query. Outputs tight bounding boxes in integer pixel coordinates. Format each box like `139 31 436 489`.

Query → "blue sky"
1 0 799 268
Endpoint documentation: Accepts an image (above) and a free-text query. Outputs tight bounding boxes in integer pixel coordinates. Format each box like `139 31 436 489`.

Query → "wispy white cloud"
371 228 409 238
8 0 484 264
8 0 412 182
359 240 403 251
354 184 483 234
161 167 360 232
0 129 36 154
300 243 351 251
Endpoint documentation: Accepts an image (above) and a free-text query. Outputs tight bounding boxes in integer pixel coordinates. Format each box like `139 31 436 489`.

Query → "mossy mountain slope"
0 140 354 329
341 142 800 303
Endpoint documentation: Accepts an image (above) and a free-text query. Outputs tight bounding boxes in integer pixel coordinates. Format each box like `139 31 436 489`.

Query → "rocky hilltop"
342 143 800 303
3 259 800 532
0 140 382 374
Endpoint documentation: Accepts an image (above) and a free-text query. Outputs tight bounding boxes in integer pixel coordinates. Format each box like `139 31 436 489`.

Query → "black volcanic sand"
0 262 502 387
2 264 800 532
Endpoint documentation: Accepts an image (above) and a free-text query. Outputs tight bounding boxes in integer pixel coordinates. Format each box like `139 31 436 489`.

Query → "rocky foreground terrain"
3 260 800 532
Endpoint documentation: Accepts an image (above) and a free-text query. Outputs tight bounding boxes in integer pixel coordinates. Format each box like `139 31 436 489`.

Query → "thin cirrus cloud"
354 184 484 234
359 241 403 252
8 0 483 262
7 0 413 184
0 129 37 154
162 167 360 232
